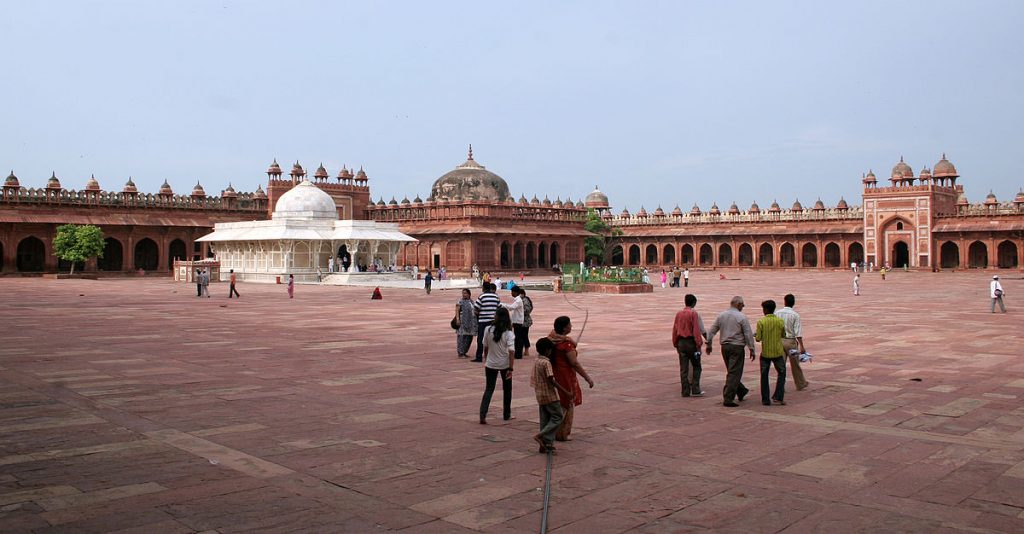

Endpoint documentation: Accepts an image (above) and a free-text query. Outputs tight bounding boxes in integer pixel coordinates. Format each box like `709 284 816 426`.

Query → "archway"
538 242 547 268
848 242 864 265
168 239 186 270
645 244 658 265
802 243 818 267
513 242 525 269
718 243 732 266
997 240 1018 269
663 244 676 265
550 242 559 266
628 244 641 266
337 244 352 270
499 241 511 268
134 238 159 271
758 243 774 266
968 241 987 268
738 243 753 266
681 244 694 265
779 243 795 267
17 237 46 272
699 244 713 266
526 242 537 269
611 245 624 266
824 242 840 268
97 237 123 271
940 241 959 269
892 241 910 269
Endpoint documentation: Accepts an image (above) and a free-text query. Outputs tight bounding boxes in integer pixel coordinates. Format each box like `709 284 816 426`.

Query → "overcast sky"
3 1 1023 212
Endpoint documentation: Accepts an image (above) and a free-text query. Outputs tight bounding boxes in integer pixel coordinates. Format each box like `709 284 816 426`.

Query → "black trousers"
196 283 202 297
721 344 749 402
229 283 240 298
676 337 702 395
480 367 512 421
474 321 492 360
760 356 786 403
513 324 530 359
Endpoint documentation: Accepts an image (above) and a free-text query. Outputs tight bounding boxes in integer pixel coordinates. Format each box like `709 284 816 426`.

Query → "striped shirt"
755 314 786 358
775 307 802 338
474 292 501 323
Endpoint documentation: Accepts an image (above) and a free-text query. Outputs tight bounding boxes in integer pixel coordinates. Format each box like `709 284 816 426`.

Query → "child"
755 299 787 406
530 338 573 453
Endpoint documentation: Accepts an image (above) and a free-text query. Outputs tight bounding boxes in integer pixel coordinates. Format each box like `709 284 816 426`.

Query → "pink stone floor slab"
0 270 1022 532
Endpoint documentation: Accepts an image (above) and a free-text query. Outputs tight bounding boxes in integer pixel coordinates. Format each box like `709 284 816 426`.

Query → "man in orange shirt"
672 293 707 397
228 269 240 298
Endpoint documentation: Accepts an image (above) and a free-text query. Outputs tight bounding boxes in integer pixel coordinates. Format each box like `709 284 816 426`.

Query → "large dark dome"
430 146 511 202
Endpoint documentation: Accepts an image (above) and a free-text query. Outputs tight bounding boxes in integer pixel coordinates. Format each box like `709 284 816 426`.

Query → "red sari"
548 331 583 440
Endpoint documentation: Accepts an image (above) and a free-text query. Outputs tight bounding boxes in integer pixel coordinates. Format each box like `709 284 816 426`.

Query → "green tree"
583 209 622 264
53 224 105 275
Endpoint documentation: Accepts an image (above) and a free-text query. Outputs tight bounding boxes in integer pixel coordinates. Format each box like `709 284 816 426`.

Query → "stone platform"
0 270 1022 532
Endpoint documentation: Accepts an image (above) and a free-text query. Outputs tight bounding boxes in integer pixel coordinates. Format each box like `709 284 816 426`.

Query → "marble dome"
272 180 338 220
430 146 511 202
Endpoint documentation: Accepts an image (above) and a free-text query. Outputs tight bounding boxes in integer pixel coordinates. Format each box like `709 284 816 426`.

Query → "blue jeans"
480 367 512 421
760 356 787 404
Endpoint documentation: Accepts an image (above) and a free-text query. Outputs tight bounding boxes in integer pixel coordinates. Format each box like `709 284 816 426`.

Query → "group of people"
663 267 690 288
672 293 809 407
192 268 243 298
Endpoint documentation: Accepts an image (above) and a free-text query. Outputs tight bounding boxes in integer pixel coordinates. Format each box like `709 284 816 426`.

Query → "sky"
3 1 1023 212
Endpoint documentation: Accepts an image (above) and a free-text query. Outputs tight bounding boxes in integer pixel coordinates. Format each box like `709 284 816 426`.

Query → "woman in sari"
547 316 594 441
454 289 477 358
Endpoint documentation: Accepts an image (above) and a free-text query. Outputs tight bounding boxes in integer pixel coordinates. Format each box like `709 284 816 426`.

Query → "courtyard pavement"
0 270 1022 533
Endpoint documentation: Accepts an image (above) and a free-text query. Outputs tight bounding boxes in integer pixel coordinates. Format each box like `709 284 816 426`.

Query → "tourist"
530 337 570 453
287 274 294 298
706 296 755 407
755 299 787 406
683 268 690 287
671 266 681 288
328 256 335 273
991 275 1006 313
672 293 706 397
201 269 210 298
424 269 433 295
775 294 808 390
495 275 503 290
482 271 491 284
548 316 594 441
504 287 527 359
473 282 501 362
228 269 240 298
853 273 861 296
479 307 515 424
641 268 650 284
880 266 887 281
316 266 323 283
660 269 667 289
454 289 477 358
520 288 534 356
195 269 203 297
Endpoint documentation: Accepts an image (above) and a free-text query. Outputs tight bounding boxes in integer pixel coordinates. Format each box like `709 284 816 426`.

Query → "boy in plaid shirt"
531 338 574 453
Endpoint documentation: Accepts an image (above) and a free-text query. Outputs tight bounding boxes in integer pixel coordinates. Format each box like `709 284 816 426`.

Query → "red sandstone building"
2 152 1021 274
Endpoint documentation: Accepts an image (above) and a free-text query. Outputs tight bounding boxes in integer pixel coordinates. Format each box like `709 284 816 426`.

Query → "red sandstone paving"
1 270 1023 532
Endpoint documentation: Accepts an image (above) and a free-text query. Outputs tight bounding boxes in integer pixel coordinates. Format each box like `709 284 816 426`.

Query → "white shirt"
775 306 802 338
503 296 525 325
683 269 689 279
991 280 1004 298
484 326 515 369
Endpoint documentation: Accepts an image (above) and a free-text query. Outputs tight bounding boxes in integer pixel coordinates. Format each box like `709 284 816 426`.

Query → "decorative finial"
942 152 946 159
900 156 904 162
468 144 474 160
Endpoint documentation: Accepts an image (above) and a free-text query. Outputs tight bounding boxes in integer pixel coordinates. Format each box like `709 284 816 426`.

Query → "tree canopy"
53 224 105 275
584 209 621 264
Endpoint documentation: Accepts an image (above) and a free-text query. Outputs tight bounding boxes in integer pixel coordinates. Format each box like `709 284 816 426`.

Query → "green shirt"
755 314 786 358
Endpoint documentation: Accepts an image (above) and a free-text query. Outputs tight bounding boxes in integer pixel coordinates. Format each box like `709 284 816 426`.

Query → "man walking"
991 275 1006 312
228 269 240 298
755 300 787 405
671 266 681 288
201 269 211 298
683 268 690 287
195 269 203 297
473 282 501 362
671 294 706 397
775 294 808 390
706 296 756 407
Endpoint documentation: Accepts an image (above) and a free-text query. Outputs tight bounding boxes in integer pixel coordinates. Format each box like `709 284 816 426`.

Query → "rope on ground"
560 291 589 343
540 448 553 533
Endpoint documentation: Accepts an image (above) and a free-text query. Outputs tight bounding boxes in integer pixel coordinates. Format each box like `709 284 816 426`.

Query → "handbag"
451 317 459 330
994 288 1003 297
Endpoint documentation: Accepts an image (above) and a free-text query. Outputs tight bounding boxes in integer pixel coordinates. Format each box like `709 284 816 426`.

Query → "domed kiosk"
197 180 416 284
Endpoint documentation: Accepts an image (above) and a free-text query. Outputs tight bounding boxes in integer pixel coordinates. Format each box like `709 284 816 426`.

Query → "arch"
293 242 311 269
824 242 841 268
779 243 796 267
645 244 658 265
513 242 525 269
738 243 754 266
17 236 46 272
337 244 352 270
526 242 537 269
801 243 818 267
699 244 713 266
896 221 904 231
848 242 864 265
968 241 988 268
663 244 676 265
611 244 624 266
134 238 159 271
168 239 186 270
940 241 959 269
628 244 641 266
500 241 511 269
718 243 733 266
758 243 774 266
98 237 123 271
997 240 1018 269
892 241 910 268
537 241 548 268
550 242 560 266
680 244 694 265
